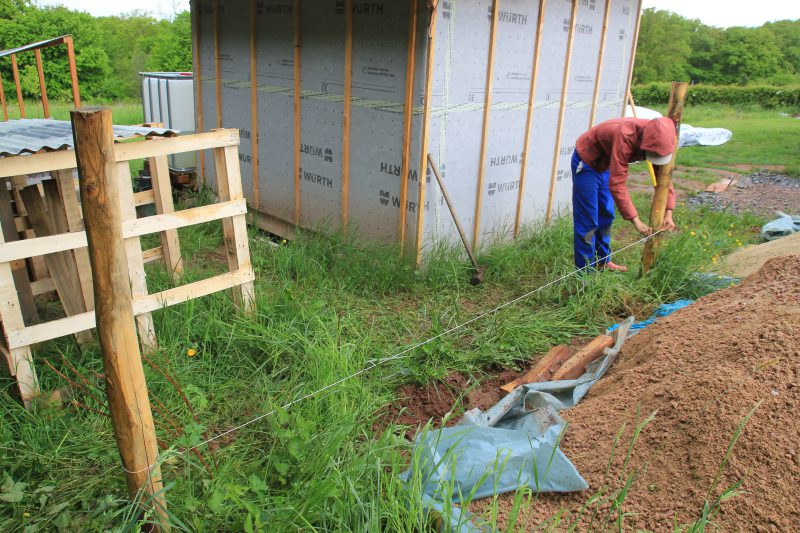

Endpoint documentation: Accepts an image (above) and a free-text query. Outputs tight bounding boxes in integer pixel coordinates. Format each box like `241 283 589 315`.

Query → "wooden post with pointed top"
70 107 168 529
641 81 688 275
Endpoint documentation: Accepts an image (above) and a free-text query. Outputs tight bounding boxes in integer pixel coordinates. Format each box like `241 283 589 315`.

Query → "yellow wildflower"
187 348 197 357
690 231 696 236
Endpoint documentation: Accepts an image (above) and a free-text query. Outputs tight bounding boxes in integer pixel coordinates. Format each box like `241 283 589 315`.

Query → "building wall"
191 0 640 256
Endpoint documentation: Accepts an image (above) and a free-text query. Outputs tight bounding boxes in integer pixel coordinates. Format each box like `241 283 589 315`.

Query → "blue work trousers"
571 150 615 269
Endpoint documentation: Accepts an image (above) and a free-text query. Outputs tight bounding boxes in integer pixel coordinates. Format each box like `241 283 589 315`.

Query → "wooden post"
65 36 81 108
11 54 25 119
0 179 37 323
0 71 8 121
250 0 260 212
341 0 353 230
193 3 205 184
622 0 643 118
35 49 50 118
588 0 611 128
641 81 687 275
293 0 302 225
149 155 184 279
214 0 222 129
70 107 167 527
398 0 418 254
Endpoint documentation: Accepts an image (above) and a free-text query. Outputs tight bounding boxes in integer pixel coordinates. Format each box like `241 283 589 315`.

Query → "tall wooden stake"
641 81 687 275
70 107 168 529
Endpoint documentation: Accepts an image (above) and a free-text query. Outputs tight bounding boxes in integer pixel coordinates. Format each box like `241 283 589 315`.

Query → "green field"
4 99 144 125
0 104 783 531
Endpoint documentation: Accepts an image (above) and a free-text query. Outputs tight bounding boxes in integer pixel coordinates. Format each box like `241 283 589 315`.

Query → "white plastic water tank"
140 72 195 170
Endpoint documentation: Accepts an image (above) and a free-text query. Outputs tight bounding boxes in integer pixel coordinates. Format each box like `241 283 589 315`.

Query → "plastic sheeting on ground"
607 300 693 337
678 124 733 147
762 212 800 241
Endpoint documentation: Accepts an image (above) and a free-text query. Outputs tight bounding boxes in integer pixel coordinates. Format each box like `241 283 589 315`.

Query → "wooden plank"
622 0 643 118
642 82 687 274
19 183 91 345
545 0 579 224
14 216 30 233
589 0 612 128
472 0 500 250
65 36 81 108
142 246 164 263
133 189 155 207
149 155 183 278
513 0 547 239
414 2 438 265
500 344 570 392
193 0 205 183
54 170 94 310
115 160 157 353
0 71 8 121
0 200 247 264
10 54 24 118
70 107 164 523
29 276 54 295
213 145 255 312
214 0 222 129
293 0 302 225
34 49 50 118
341 0 353 230
250 0 260 211
397 0 418 254
0 130 239 179
6 268 256 349
552 335 614 381
0 179 37 323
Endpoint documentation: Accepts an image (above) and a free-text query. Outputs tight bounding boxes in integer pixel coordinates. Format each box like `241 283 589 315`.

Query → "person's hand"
661 210 676 232
631 217 652 236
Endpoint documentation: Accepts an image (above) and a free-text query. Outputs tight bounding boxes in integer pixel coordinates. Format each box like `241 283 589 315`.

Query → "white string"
122 231 664 475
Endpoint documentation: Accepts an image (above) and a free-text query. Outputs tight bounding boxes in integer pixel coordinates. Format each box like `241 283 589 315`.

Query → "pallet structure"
0 128 254 403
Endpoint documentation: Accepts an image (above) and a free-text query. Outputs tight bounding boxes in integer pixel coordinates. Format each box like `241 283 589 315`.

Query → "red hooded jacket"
575 117 677 220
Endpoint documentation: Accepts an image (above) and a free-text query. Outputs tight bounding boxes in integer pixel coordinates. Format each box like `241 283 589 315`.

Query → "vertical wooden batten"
250 0 260 211
341 0 353 230
544 0 579 225
65 36 81 108
0 72 8 121
34 49 50 118
414 2 438 265
293 0 302 225
472 0 500 250
193 1 205 183
398 0 418 254
622 0 643 118
513 0 547 239
589 0 611 128
10 54 24 118
213 0 222 129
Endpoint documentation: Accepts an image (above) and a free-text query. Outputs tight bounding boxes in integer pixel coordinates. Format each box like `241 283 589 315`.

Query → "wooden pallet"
0 129 254 404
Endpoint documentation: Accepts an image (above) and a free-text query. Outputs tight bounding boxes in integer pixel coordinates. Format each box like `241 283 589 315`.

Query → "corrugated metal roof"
0 119 178 157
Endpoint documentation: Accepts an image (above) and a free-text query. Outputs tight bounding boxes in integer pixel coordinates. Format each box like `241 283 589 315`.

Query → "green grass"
650 103 800 176
4 99 144 125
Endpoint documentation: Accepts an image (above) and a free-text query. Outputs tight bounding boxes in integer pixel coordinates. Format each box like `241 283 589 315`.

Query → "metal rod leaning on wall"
293 0 302 225
70 106 168 530
341 0 353 230
641 81 687 275
621 0 643 118
588 0 612 128
513 0 547 239
472 0 500 250
250 0 260 212
398 0 418 254
34 49 50 118
414 1 439 265
10 54 24 118
544 0 579 224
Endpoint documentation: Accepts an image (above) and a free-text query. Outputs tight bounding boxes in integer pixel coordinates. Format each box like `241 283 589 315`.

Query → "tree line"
634 8 800 86
0 0 191 101
1 2 799 102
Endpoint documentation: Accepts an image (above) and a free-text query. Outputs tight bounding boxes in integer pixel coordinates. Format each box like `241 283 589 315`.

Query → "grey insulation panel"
193 0 219 191
192 0 638 254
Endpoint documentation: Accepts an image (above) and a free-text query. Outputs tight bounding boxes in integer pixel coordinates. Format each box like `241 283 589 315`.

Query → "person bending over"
571 116 677 272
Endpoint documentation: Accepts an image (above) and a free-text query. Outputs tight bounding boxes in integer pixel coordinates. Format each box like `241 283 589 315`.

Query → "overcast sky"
36 0 800 27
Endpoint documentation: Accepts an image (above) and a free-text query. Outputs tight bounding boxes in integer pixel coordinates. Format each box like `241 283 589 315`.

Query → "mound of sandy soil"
472 255 800 531
718 232 800 278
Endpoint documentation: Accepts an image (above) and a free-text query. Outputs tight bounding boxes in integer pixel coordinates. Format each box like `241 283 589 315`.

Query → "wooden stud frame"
545 0 579 224
472 0 500 251
293 0 302 225
213 0 223 129
250 0 260 212
193 2 206 182
0 129 255 402
589 0 612 128
413 2 438 265
398 0 418 253
513 0 547 239
622 0 643 118
341 0 353 230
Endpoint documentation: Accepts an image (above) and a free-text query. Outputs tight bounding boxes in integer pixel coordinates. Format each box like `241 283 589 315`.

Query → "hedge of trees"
0 0 191 100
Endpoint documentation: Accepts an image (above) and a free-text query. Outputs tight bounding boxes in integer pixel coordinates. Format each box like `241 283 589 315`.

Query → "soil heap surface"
471 255 800 531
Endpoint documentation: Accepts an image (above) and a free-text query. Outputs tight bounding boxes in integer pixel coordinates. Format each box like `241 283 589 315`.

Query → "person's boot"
598 261 628 273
